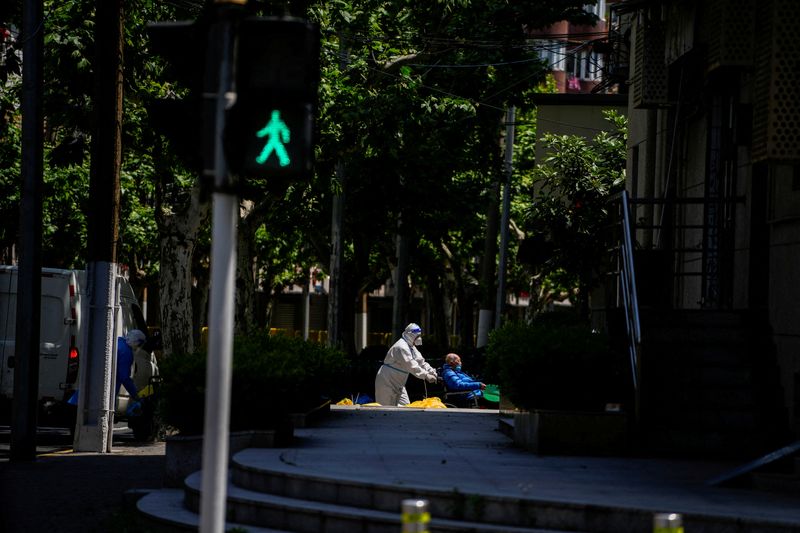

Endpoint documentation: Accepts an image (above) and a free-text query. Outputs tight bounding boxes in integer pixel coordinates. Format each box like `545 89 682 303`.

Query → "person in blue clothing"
442 353 486 408
117 329 146 416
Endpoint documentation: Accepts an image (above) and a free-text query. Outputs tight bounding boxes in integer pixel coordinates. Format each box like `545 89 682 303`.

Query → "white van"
0 266 153 425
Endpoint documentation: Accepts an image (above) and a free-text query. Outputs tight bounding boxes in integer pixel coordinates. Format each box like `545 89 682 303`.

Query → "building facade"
619 0 800 444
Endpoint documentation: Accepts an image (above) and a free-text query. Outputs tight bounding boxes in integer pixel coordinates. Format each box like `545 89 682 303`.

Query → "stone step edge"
231 448 638 528
227 449 800 533
136 488 290 533
182 473 584 533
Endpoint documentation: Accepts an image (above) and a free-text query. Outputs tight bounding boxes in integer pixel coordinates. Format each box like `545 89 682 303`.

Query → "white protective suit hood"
402 323 423 346
125 329 147 348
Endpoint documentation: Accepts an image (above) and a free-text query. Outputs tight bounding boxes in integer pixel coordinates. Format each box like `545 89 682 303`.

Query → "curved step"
229 448 649 532
183 472 583 533
136 488 290 532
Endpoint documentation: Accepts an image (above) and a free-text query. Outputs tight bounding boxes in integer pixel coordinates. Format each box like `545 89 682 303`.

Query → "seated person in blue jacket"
442 353 486 407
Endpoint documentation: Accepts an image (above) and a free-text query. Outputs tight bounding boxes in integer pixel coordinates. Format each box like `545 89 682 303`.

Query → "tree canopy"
0 0 613 356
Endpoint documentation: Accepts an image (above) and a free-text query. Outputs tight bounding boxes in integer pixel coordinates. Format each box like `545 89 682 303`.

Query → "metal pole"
12 0 44 462
495 106 515 330
199 9 237 532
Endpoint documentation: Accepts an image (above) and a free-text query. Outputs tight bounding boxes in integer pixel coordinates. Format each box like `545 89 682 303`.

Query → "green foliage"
485 319 625 412
158 332 349 435
519 110 628 313
1 0 609 352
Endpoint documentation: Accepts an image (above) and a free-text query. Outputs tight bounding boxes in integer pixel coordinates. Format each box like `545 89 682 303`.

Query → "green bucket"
483 384 500 403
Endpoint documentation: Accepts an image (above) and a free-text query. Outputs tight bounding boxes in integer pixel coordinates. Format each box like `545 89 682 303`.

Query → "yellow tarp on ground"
405 397 447 409
335 397 448 408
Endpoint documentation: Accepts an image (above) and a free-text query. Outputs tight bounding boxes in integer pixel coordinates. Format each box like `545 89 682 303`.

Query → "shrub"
485 320 626 412
158 331 349 435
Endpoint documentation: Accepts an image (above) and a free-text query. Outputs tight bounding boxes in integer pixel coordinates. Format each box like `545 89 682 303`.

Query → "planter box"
164 429 278 487
514 409 629 456
290 398 331 428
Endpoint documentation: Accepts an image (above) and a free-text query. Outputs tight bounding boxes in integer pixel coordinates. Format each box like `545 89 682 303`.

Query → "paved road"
0 424 165 533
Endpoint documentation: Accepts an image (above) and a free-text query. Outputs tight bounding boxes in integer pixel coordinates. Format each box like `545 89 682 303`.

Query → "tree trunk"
391 224 410 339
477 179 500 346
157 184 209 357
425 277 449 350
327 163 345 348
235 199 265 335
457 283 477 351
439 242 476 351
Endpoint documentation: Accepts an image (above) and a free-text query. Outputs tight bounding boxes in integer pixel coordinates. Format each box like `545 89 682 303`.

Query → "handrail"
617 190 641 396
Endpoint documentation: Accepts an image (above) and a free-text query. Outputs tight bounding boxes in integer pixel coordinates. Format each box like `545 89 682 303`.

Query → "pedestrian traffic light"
146 19 209 173
224 17 320 183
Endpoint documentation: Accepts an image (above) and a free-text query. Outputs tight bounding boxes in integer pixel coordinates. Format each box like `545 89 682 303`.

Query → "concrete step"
644 407 759 431
136 488 290 532
752 472 800 494
227 449 659 532
182 472 584 533
643 427 773 459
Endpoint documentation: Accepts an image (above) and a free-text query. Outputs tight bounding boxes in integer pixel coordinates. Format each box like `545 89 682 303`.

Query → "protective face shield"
402 323 423 347
125 329 147 348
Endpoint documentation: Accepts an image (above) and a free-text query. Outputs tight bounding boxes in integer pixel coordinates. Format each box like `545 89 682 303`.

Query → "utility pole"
327 161 344 348
11 0 44 462
495 106 515 330
74 0 124 453
327 36 348 349
477 166 501 347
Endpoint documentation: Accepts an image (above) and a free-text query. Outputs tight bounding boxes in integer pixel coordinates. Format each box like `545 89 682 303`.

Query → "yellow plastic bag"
405 397 447 409
336 398 354 406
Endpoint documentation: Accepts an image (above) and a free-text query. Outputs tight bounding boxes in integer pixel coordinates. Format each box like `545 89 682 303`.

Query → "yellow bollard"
653 512 684 533
401 499 430 533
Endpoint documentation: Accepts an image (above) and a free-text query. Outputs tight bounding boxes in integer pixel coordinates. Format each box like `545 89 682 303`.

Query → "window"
584 0 607 20
535 39 567 71
567 49 604 81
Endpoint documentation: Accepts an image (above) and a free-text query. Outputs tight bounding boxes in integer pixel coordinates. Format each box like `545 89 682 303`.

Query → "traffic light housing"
146 20 209 173
224 17 320 184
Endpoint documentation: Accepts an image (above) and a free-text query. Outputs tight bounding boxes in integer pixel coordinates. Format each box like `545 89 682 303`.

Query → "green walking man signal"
222 17 319 184
255 110 291 167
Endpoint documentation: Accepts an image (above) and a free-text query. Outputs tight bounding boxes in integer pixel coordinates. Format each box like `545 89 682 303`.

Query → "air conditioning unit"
752 0 800 162
632 10 668 109
705 0 755 72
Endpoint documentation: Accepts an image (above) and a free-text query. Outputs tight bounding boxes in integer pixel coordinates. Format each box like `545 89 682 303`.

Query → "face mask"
414 337 422 346
455 365 462 372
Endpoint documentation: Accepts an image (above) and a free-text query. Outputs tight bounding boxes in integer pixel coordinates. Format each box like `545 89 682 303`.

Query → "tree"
1 0 606 358
299 0 597 352
520 109 627 319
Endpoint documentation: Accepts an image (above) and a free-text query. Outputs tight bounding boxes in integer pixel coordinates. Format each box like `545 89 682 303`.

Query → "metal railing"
616 191 642 400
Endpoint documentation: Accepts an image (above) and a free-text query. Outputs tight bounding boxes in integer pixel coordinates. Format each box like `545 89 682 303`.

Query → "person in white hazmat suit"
375 323 439 406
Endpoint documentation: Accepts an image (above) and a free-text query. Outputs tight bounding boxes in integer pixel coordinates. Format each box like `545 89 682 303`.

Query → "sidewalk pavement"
4 407 800 533
243 405 800 529
0 426 165 533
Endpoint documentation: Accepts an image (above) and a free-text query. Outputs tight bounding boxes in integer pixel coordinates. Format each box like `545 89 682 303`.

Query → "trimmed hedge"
158 331 348 435
485 319 625 412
